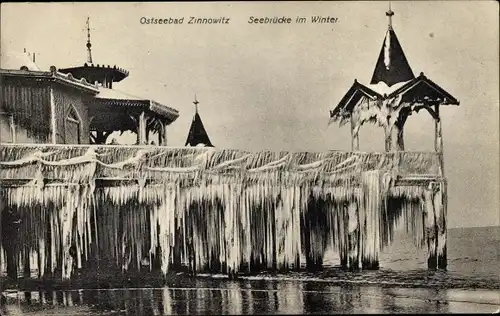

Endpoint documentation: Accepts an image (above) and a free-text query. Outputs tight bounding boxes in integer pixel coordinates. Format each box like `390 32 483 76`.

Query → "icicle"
424 182 439 270
360 170 382 269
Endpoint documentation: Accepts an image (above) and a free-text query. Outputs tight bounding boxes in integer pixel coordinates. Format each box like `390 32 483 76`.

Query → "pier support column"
361 171 382 270
2 206 20 280
347 202 360 270
424 182 438 270
303 196 327 271
423 181 447 270
338 204 348 269
436 182 447 270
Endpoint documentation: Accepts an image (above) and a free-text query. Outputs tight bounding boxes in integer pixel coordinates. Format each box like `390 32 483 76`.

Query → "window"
65 106 81 144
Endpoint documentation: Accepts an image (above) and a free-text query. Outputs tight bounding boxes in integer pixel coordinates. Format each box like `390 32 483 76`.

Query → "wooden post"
434 105 442 152
163 122 168 146
138 112 147 145
424 182 438 270
157 122 163 146
434 105 445 177
350 118 359 151
437 181 447 270
50 86 57 144
158 121 167 146
384 127 392 152
395 125 404 151
395 111 409 151
347 202 360 270
433 105 447 269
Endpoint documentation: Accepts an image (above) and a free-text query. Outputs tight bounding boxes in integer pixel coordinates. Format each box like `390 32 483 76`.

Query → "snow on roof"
95 87 179 121
96 87 146 101
1 51 40 71
367 80 411 96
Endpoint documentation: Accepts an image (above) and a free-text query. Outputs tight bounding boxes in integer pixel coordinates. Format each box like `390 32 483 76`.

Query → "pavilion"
58 18 179 145
329 6 459 159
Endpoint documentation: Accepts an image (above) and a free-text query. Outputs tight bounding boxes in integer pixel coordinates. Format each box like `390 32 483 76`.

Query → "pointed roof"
185 98 213 147
370 9 415 87
185 112 214 147
329 6 459 124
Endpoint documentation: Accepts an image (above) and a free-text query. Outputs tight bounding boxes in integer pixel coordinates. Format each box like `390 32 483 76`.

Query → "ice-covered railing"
0 144 441 181
0 144 446 280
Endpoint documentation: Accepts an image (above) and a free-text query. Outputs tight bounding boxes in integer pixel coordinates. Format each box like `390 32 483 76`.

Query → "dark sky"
1 1 498 228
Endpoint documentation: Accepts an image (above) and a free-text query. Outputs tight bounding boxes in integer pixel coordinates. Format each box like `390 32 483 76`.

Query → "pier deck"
0 144 447 280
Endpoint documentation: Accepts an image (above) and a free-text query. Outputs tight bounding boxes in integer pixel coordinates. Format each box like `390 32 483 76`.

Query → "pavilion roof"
330 73 459 121
93 87 179 122
59 63 129 83
330 8 459 122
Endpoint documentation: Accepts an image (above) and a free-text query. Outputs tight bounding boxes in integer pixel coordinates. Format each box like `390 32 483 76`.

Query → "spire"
185 97 214 147
386 2 394 29
193 94 199 113
370 5 415 87
86 17 93 64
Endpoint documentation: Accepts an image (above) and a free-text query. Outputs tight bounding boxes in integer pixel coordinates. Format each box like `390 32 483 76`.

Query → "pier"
0 144 447 281
0 7 458 285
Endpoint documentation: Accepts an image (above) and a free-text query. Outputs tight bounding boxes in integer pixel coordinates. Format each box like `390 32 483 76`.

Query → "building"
185 96 214 147
329 6 459 156
0 18 179 146
1 51 99 144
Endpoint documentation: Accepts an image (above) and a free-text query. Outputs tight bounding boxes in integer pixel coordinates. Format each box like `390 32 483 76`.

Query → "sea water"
1 226 499 315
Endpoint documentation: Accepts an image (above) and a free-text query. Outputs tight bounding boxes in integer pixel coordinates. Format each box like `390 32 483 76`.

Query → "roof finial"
193 94 199 113
86 17 93 64
386 1 394 29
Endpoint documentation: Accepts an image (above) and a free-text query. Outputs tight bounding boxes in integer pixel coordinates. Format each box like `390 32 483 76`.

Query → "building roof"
370 27 415 87
59 63 129 84
185 111 214 147
93 87 179 122
1 51 40 71
387 72 460 105
330 80 381 118
0 68 99 94
329 8 459 122
330 74 459 120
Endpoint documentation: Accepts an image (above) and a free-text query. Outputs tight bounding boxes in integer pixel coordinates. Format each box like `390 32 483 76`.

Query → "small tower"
185 96 214 147
58 17 129 88
329 6 459 271
330 5 459 153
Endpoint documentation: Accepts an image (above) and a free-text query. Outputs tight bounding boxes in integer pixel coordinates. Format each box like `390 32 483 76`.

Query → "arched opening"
400 111 436 151
65 105 82 144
